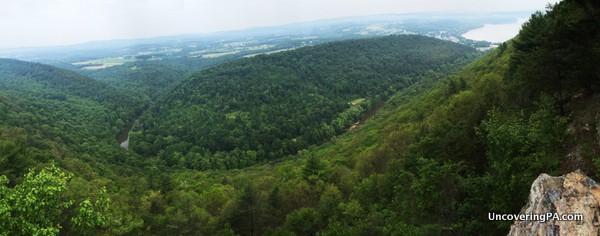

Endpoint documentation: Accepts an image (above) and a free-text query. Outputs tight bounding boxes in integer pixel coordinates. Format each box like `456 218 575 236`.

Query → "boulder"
508 170 600 235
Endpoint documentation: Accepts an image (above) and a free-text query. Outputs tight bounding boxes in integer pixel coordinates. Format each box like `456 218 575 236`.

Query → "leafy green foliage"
510 1 600 106
0 165 112 235
71 187 112 233
283 207 321 236
470 101 567 230
0 165 71 235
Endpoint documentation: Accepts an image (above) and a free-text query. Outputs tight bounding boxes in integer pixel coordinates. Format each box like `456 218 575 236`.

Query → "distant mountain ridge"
0 12 527 61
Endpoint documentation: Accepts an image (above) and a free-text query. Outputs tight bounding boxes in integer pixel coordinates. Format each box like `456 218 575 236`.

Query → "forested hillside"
132 35 478 169
0 59 151 234
0 59 144 107
0 59 146 170
132 0 599 234
0 0 599 235
75 58 237 101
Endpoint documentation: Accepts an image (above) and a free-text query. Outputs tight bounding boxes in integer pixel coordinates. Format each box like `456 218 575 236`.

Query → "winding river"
117 118 139 149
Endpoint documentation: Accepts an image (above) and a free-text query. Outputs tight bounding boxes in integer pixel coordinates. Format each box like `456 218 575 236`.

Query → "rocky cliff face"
508 170 600 235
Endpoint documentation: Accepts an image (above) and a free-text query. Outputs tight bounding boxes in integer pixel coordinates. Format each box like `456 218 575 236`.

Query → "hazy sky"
0 0 557 49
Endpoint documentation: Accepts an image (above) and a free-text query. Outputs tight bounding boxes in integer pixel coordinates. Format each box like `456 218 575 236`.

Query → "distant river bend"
117 118 139 149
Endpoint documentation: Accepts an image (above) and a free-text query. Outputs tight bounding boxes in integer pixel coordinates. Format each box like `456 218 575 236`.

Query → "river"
117 118 139 149
462 18 528 43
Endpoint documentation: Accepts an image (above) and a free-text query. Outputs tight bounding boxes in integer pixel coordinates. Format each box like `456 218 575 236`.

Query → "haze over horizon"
0 0 558 50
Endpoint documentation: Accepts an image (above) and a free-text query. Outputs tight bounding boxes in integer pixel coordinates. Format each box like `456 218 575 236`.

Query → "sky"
0 0 558 49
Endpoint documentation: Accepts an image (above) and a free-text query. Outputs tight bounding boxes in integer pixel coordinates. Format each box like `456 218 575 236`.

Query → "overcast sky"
0 0 558 49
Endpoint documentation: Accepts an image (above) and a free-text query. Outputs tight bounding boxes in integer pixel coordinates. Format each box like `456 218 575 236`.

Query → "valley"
117 117 140 149
130 35 478 170
1 1 599 235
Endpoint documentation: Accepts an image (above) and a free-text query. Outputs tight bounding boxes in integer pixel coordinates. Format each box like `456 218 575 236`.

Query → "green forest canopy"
131 35 478 170
0 0 599 234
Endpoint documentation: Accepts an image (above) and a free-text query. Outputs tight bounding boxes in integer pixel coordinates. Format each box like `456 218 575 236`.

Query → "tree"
70 187 113 234
226 182 262 236
0 165 113 235
283 207 321 236
0 164 73 235
477 102 566 219
302 155 324 184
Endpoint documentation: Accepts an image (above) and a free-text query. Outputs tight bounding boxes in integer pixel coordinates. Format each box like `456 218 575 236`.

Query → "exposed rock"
508 170 600 236
560 93 600 175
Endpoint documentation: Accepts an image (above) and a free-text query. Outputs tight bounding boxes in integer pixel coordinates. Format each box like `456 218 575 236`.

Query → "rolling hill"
0 59 145 180
0 0 599 235
130 35 479 169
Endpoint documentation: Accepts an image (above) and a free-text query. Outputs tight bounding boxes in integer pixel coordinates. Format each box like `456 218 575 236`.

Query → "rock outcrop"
508 170 600 235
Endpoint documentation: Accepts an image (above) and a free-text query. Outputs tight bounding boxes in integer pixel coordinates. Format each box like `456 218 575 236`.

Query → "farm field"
72 57 136 70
